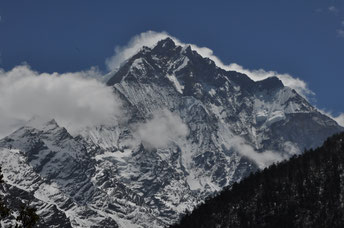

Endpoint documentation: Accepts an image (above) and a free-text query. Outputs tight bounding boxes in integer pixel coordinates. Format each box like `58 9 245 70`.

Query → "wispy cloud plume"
107 31 314 98
225 63 314 98
329 6 339 14
318 109 344 127
134 109 189 149
0 65 122 138
334 113 344 127
226 136 299 169
106 31 171 71
337 28 344 38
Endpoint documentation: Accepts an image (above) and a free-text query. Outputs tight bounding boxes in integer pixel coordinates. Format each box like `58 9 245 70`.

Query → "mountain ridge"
0 37 343 227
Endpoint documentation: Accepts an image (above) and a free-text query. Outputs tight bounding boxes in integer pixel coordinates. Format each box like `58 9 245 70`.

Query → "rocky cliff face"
0 37 342 227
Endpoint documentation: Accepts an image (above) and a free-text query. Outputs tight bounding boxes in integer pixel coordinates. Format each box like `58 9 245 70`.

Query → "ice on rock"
167 74 184 94
256 110 268 123
265 111 286 126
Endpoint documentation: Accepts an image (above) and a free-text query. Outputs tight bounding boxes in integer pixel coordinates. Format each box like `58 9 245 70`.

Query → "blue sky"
0 0 343 117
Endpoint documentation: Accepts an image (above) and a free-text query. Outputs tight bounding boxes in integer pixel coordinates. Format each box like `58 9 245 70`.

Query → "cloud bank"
318 109 344 127
226 136 299 169
135 109 189 149
106 31 314 98
105 31 171 71
0 65 122 138
225 63 314 97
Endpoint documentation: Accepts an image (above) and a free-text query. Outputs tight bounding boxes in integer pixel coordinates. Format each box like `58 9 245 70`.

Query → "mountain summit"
0 38 342 227
108 37 341 150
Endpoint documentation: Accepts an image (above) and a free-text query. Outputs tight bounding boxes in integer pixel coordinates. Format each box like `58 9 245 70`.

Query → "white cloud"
337 28 344 38
184 42 314 98
333 113 344 127
226 136 292 169
329 6 339 14
0 64 122 138
225 63 314 98
318 108 344 127
319 109 344 127
107 31 314 98
134 109 189 149
334 113 344 127
283 141 301 156
105 31 171 71
132 108 299 167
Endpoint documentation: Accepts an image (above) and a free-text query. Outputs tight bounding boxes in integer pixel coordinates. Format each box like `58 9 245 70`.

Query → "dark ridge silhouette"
171 132 344 228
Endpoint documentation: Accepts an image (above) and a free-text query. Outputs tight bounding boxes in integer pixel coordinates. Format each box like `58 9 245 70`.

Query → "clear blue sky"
0 0 343 115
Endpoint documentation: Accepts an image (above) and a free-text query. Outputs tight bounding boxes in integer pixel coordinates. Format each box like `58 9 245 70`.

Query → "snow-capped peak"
0 36 343 228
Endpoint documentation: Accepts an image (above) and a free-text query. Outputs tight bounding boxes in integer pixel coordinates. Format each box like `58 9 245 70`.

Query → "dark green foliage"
0 200 10 218
0 167 3 183
15 204 40 228
0 167 10 219
171 132 344 228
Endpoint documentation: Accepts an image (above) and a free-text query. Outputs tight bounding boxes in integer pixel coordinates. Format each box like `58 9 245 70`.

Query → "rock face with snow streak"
0 120 120 227
107 37 341 157
0 37 343 227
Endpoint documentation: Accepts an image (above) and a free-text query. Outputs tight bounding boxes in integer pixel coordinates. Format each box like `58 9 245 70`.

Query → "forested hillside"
171 132 344 228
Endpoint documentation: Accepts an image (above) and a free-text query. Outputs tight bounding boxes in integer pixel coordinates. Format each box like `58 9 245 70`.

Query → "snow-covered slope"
0 37 343 227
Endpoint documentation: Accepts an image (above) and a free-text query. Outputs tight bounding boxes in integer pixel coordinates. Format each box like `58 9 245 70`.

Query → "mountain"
0 37 343 227
108 37 341 153
0 120 120 227
171 132 344 228
1 167 47 228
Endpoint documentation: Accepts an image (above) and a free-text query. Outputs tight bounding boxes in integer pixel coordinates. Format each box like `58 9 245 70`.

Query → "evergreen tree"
171 132 344 228
0 166 39 227
0 167 10 218
15 203 39 228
